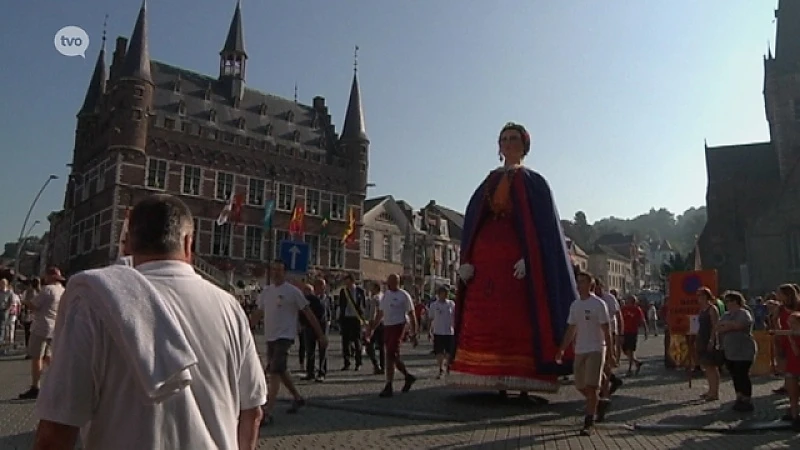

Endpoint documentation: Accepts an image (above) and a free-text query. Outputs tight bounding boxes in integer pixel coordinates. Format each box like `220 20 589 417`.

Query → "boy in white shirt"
556 271 614 436
428 286 455 379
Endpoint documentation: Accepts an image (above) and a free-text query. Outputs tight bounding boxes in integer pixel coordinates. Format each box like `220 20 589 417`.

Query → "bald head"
387 274 399 291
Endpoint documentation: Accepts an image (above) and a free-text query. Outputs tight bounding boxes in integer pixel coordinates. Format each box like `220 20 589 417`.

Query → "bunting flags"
217 193 245 226
262 199 276 231
117 207 131 258
342 207 357 245
288 201 305 238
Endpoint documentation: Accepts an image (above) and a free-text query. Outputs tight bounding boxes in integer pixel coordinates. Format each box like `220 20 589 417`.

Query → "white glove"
513 259 526 279
458 264 475 282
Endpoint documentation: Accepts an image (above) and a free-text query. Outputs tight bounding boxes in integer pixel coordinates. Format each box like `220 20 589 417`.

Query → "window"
383 236 392 262
330 194 346 220
363 231 373 258
212 222 231 256
237 117 246 130
259 103 268 116
305 189 321 216
248 178 265 206
209 109 217 123
85 168 98 200
204 87 212 101
274 230 289 259
82 216 95 253
70 223 79 255
216 172 234 200
221 131 235 143
304 234 320 266
191 218 199 253
164 117 176 130
178 101 186 116
245 226 263 260
329 238 344 268
286 110 295 123
182 166 202 196
293 130 301 142
790 230 800 270
264 123 273 136
277 184 294 211
146 158 168 190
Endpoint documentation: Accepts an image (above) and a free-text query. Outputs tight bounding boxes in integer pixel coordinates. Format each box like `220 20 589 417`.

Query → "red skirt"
448 214 558 392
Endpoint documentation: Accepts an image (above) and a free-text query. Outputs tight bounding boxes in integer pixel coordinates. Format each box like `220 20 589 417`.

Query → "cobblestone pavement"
1 329 799 449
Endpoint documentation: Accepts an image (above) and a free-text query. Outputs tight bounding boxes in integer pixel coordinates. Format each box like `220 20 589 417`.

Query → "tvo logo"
54 26 90 58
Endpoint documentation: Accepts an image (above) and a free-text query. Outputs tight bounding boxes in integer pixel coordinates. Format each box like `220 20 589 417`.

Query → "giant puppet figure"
447 122 577 394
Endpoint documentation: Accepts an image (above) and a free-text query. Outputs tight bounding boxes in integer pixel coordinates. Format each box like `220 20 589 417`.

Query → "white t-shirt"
3 291 21 317
31 283 65 339
35 261 267 450
600 292 620 334
429 299 455 336
567 294 611 355
258 282 309 342
379 289 414 326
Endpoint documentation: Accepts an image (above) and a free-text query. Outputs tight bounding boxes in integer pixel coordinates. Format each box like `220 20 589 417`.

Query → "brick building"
699 1 800 293
47 2 369 281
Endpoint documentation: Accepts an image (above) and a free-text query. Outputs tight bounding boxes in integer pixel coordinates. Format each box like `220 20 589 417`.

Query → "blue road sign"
279 240 310 273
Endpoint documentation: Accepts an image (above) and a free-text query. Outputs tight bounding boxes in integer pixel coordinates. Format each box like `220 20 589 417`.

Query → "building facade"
47 3 370 281
700 0 800 293
361 196 408 284
566 238 589 272
588 245 633 295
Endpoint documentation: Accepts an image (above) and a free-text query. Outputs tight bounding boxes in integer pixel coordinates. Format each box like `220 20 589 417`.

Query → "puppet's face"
499 129 525 162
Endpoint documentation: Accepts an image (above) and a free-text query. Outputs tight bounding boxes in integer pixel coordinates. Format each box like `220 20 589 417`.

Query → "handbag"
709 345 726 366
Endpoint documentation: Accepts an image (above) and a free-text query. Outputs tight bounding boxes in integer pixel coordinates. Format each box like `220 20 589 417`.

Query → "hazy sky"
0 0 778 245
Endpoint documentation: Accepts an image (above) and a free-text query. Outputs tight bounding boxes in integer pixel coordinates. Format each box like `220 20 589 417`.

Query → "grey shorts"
28 334 52 359
266 339 293 374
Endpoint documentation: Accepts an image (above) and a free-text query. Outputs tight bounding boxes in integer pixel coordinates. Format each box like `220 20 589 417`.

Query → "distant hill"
562 206 706 255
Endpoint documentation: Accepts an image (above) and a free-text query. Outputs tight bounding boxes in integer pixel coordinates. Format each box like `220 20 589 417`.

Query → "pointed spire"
340 46 368 143
222 0 246 57
79 19 108 115
121 0 151 83
768 40 773 59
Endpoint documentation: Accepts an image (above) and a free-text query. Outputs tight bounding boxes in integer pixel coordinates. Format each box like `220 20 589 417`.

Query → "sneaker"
401 375 417 393
609 376 623 395
18 387 39 400
379 384 393 398
580 415 595 436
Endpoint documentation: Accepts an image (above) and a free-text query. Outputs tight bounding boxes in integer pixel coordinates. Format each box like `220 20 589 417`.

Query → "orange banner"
667 270 718 335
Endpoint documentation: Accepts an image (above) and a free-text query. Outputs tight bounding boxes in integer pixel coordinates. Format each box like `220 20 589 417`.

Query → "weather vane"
354 45 359 72
102 13 109 44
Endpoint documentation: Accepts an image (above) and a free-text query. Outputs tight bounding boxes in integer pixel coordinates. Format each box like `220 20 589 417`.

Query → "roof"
339 71 367 142
221 1 246 57
595 233 634 246
705 142 778 183
150 61 326 150
591 244 629 261
121 2 152 83
427 203 465 241
364 195 390 213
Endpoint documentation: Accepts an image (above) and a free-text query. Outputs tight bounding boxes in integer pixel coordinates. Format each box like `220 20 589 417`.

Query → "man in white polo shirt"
368 273 418 397
556 271 613 437
428 286 455 379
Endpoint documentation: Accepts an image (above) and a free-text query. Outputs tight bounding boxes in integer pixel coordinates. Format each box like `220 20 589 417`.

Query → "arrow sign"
279 240 310 273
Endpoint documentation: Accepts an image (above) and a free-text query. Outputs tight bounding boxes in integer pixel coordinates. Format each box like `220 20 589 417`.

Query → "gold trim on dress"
453 348 536 367
446 371 560 393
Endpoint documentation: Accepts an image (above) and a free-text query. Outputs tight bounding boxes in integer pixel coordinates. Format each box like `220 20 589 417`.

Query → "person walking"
33 194 268 450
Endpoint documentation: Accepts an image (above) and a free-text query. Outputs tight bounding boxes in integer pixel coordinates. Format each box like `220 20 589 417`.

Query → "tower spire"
121 0 152 83
79 17 109 115
340 45 368 143
220 0 247 100
774 0 800 67
221 0 246 58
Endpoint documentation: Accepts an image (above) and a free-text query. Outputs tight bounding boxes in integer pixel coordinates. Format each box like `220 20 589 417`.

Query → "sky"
0 0 778 245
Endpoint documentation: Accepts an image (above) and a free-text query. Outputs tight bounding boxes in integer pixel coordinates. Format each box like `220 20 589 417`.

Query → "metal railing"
191 254 229 289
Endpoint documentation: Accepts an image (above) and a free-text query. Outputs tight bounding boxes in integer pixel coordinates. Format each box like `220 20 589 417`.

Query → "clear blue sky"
0 0 777 245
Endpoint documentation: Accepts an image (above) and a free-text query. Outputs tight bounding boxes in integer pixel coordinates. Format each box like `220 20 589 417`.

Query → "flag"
288 202 305 237
320 213 330 239
342 207 357 245
262 199 275 231
117 207 131 258
230 193 245 223
693 240 702 271
216 194 235 226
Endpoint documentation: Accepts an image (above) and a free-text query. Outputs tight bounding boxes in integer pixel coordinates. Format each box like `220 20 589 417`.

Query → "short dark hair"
576 271 595 284
129 194 193 256
723 290 746 307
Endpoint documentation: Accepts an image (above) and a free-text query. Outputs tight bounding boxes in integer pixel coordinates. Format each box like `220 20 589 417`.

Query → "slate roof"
150 61 326 151
705 142 779 183
428 203 465 241
364 195 389 213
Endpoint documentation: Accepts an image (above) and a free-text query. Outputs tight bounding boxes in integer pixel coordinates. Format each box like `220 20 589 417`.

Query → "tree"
660 253 689 292
571 211 595 249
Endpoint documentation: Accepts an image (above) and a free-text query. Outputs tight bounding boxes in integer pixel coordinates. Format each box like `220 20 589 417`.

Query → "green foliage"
562 206 706 255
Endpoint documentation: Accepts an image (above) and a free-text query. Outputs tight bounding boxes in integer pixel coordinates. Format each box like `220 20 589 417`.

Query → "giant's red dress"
448 166 576 393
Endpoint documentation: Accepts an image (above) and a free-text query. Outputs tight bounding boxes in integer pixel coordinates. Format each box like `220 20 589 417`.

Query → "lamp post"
14 175 58 282
266 167 277 285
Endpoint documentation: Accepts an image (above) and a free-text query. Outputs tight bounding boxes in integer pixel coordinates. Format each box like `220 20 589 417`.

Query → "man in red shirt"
620 295 649 376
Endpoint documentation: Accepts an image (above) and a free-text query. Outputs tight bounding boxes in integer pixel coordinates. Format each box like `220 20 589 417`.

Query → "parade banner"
668 334 691 368
667 270 718 335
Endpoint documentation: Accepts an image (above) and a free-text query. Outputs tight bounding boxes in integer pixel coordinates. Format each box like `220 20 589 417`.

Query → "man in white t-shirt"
556 271 613 437
251 260 328 425
428 286 455 379
33 194 268 450
367 273 418 397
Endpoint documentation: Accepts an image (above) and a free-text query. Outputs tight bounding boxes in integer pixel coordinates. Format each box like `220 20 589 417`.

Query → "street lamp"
14 175 58 282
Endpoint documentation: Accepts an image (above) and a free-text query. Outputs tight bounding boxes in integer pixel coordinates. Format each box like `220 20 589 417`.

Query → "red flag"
230 193 245 223
288 202 305 237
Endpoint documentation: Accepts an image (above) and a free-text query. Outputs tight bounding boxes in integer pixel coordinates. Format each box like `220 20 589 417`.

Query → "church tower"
339 47 369 194
219 0 247 103
108 0 153 154
765 0 800 180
